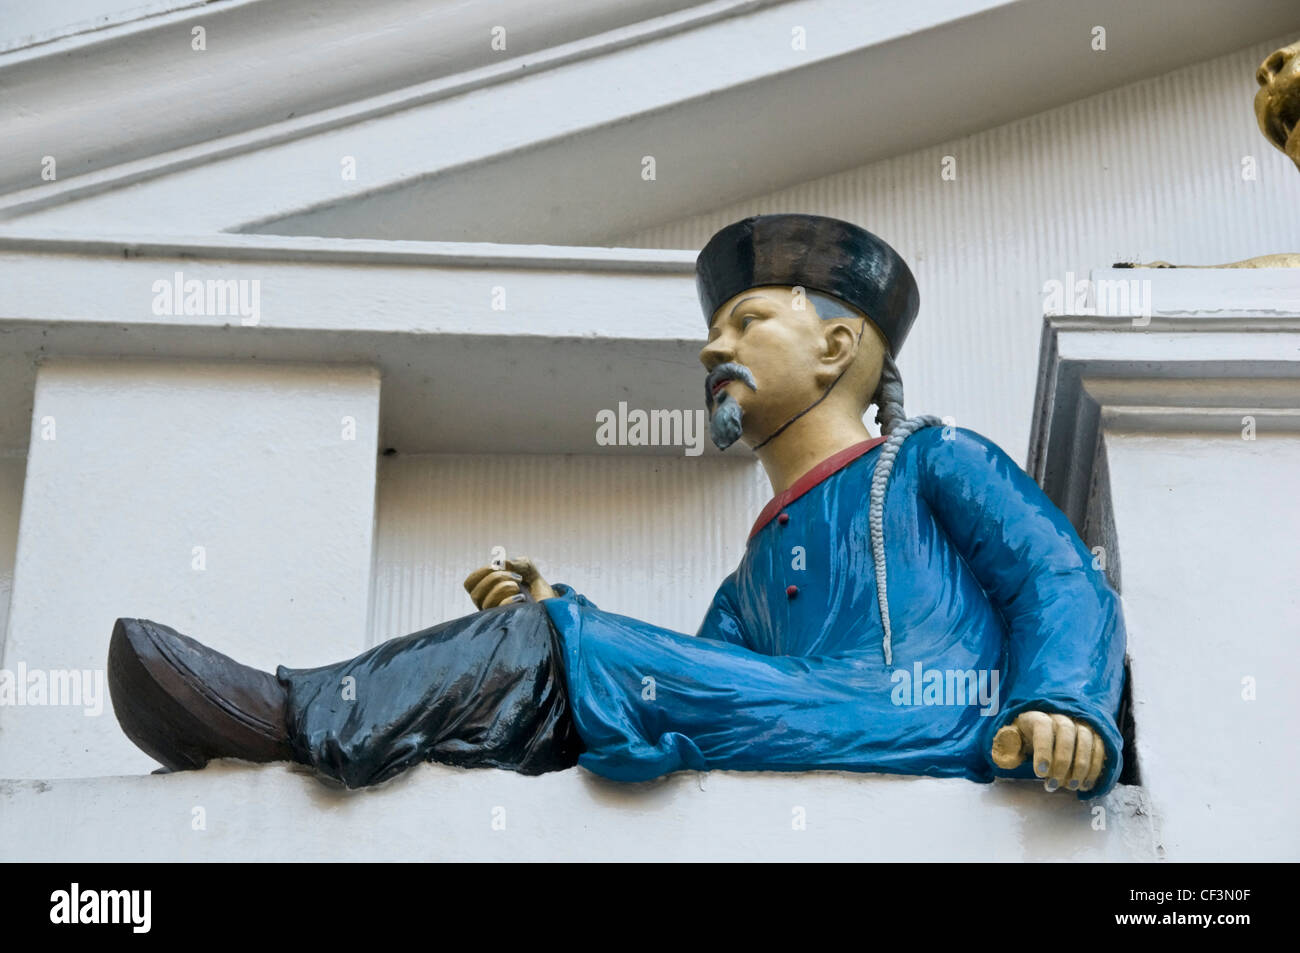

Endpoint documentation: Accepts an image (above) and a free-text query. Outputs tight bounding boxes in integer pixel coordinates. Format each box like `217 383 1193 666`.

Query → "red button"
786 585 798 598
778 512 790 525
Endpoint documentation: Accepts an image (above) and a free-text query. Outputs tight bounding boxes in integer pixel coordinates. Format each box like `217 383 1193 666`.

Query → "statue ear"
817 320 859 382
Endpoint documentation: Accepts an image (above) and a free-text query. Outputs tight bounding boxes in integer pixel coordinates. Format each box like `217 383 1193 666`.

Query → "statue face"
1256 42 1300 168
698 285 863 449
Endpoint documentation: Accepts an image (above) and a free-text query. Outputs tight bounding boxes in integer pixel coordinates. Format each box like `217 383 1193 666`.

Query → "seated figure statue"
108 214 1127 797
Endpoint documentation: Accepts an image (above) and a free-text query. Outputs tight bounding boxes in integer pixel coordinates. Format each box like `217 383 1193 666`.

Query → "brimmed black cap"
695 214 919 354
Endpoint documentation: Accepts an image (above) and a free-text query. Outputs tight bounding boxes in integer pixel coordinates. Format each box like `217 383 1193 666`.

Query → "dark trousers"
276 602 584 788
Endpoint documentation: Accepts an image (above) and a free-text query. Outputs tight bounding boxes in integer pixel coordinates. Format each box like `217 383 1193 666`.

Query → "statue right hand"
463 556 557 609
990 711 1107 793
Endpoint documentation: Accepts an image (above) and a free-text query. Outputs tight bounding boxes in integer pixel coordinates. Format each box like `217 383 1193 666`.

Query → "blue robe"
543 426 1127 797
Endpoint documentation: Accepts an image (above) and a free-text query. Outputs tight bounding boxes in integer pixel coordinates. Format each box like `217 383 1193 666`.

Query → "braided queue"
868 353 941 664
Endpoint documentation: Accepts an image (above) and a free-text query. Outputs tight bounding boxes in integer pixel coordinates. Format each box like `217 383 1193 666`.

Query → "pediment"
3 0 1298 243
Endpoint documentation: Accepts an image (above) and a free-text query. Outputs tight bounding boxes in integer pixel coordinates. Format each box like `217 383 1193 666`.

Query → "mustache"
705 362 757 408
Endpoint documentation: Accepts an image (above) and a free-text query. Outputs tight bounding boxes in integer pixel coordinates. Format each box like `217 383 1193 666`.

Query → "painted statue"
109 214 1127 798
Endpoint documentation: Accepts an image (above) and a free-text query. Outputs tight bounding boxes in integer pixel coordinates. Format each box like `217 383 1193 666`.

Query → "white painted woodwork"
0 235 707 456
0 760 1157 862
1105 432 1298 861
4 1 1297 245
0 456 23 654
0 360 381 779
0 0 705 192
0 0 202 54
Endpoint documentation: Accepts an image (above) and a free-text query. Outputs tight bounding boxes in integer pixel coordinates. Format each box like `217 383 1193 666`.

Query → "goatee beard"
704 362 757 451
709 394 745 450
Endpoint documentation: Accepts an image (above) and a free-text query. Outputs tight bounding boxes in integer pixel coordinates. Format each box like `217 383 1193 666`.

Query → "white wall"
0 760 1157 861
1105 431 1300 861
0 455 23 648
617 35 1300 463
0 359 380 778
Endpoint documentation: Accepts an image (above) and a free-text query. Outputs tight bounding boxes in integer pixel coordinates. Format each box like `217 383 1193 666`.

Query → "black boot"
108 618 293 772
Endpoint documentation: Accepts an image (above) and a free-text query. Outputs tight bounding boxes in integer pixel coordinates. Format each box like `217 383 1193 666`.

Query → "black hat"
695 214 920 354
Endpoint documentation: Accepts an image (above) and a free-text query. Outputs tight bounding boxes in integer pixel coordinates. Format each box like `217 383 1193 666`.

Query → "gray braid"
868 356 941 664
873 353 906 436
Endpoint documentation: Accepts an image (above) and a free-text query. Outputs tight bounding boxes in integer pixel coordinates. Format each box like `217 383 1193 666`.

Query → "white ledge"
0 761 1157 862
0 229 698 271
0 232 710 456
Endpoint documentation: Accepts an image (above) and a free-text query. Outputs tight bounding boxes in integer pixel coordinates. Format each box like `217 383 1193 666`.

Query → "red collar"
748 437 886 540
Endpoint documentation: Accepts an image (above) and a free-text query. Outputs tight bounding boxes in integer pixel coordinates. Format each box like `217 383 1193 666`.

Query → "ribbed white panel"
616 36 1300 461
367 453 770 645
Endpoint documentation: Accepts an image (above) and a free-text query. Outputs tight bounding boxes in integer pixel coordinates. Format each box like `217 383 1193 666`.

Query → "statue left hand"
990 711 1107 793
463 556 558 609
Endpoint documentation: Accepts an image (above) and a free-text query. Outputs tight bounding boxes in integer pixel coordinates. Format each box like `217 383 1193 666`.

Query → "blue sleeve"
550 581 747 650
693 573 749 647
547 583 596 608
915 426 1127 798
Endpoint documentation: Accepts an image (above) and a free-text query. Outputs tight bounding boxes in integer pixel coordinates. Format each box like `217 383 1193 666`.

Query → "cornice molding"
0 231 708 456
6 1 1298 243
0 229 698 272
0 0 741 198
1029 268 1300 533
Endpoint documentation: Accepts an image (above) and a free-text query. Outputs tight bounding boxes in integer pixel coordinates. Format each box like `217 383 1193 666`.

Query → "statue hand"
463 556 557 609
990 711 1107 793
